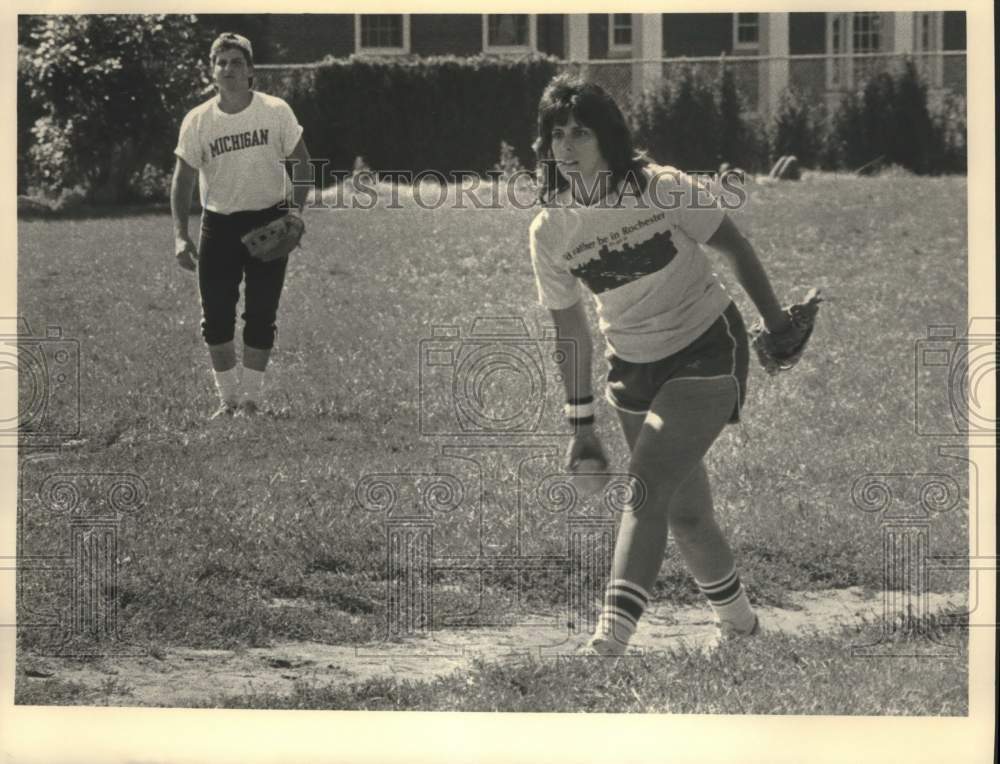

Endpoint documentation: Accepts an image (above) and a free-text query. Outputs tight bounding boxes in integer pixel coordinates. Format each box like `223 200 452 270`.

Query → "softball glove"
749 288 823 375
242 213 305 262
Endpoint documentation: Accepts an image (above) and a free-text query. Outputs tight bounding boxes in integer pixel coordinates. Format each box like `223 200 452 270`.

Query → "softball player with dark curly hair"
529 75 817 656
171 33 311 419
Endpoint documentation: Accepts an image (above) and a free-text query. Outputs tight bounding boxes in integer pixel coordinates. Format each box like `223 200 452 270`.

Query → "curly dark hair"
533 74 649 205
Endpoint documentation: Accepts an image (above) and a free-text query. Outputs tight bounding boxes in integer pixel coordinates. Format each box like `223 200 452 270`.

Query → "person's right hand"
566 425 608 472
175 237 198 272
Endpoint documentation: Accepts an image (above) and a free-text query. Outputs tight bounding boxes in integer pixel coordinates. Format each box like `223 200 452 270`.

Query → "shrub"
930 92 967 174
631 65 721 171
17 45 46 194
771 89 824 169
22 15 211 203
630 64 764 173
826 59 961 175
257 54 559 178
716 64 761 170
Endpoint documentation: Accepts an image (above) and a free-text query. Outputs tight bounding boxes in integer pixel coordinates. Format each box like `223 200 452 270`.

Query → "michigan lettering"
209 128 269 159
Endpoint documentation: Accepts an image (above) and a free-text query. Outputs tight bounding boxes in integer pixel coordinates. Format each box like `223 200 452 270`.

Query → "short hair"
533 74 648 205
210 33 254 87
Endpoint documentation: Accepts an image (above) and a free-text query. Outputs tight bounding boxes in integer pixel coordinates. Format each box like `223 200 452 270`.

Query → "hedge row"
630 64 770 173
770 60 966 174
255 55 559 178
18 25 966 203
630 59 965 175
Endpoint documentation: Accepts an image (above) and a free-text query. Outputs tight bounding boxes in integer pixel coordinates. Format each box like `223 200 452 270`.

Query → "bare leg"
611 377 737 594
616 406 736 586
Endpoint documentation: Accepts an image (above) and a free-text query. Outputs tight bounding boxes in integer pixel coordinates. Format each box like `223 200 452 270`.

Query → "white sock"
696 568 757 633
242 367 266 404
594 579 651 646
213 367 240 406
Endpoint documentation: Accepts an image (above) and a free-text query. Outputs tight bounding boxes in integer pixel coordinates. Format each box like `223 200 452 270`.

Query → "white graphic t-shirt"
175 91 304 214
529 165 730 363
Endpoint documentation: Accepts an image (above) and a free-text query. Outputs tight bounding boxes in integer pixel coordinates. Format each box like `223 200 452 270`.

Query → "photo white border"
1 1 994 763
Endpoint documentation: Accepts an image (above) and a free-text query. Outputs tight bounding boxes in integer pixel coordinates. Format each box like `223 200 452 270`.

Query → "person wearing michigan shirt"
171 33 312 419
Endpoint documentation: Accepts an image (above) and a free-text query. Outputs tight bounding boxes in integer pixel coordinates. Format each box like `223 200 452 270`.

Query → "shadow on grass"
17 199 176 222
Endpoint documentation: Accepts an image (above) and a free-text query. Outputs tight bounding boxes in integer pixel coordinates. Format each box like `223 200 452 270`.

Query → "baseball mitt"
749 288 823 375
241 213 305 262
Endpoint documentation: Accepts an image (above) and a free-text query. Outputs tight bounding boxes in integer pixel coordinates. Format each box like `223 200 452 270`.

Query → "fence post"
632 14 663 100
566 15 588 62
763 13 790 121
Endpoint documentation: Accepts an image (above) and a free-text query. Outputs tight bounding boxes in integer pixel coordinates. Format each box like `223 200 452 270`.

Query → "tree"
24 15 211 202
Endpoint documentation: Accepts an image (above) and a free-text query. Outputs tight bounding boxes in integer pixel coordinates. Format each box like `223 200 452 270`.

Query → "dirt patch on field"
17 587 965 707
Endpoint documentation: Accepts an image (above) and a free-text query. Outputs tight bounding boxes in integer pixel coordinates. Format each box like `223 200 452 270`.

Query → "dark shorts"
605 302 750 423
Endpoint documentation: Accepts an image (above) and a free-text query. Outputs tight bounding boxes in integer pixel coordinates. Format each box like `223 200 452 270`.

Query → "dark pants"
198 205 289 350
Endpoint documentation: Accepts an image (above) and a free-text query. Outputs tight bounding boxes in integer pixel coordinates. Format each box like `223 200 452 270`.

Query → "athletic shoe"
720 613 760 639
577 635 629 657
700 614 760 655
210 402 237 420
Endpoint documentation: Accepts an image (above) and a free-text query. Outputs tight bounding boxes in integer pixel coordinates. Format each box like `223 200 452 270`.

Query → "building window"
356 15 410 54
610 14 632 50
913 12 944 88
734 13 760 48
851 12 881 53
483 14 536 52
914 11 943 52
827 12 885 90
829 14 846 87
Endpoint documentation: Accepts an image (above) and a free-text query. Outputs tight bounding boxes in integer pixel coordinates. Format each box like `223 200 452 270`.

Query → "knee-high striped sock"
594 579 651 646
696 567 756 633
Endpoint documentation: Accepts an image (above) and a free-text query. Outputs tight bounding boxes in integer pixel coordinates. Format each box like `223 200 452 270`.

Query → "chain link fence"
555 50 965 117
257 51 966 118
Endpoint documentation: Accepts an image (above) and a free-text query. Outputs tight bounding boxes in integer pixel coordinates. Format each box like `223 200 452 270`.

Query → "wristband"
565 395 595 425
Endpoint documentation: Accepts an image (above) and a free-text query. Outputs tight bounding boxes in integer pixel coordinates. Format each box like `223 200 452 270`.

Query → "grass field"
14 171 971 712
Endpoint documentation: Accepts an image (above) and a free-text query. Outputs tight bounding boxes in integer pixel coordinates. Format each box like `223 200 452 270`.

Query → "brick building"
205 12 966 117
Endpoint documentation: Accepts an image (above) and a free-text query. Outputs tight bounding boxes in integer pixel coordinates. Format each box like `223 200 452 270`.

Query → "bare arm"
706 214 791 333
286 137 313 212
170 157 198 271
550 299 595 404
548 300 607 468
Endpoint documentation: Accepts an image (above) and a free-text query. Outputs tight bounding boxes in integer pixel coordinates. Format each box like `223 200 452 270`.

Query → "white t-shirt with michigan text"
529 166 730 363
175 91 304 214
